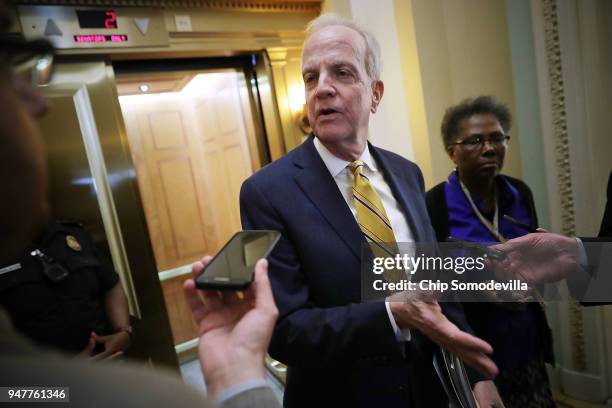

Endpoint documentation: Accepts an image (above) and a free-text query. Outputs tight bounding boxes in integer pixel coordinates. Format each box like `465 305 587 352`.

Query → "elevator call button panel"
18 5 169 49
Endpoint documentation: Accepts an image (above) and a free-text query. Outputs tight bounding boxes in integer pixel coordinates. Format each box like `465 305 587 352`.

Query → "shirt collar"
313 137 377 178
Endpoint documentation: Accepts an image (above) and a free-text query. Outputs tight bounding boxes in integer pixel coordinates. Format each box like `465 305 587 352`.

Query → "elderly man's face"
0 71 49 263
302 25 381 152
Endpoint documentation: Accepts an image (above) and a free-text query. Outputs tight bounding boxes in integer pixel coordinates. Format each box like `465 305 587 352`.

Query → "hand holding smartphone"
195 230 281 290
184 251 279 397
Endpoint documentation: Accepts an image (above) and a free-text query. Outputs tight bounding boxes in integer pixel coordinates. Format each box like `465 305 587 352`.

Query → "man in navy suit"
240 14 500 407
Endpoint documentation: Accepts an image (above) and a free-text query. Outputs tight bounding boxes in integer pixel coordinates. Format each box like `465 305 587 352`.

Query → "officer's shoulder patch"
66 235 83 252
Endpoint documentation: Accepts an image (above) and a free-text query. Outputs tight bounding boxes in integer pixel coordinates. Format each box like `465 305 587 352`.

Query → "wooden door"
119 70 260 346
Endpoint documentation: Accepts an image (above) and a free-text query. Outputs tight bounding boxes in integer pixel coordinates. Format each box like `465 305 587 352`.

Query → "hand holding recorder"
492 232 579 284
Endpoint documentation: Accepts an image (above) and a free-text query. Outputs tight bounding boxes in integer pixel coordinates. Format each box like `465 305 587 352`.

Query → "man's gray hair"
305 13 382 81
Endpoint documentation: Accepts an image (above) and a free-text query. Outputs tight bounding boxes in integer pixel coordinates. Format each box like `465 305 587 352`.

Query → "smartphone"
195 230 281 290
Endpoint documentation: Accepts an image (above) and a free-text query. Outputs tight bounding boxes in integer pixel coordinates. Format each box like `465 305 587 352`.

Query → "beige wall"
267 48 308 153
402 0 522 188
350 0 415 161
324 0 523 189
322 0 352 17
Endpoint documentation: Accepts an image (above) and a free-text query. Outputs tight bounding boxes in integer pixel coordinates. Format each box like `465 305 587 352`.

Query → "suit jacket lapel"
293 137 363 260
369 145 426 241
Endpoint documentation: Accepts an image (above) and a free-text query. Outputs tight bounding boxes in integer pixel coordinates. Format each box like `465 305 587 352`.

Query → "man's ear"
370 80 384 113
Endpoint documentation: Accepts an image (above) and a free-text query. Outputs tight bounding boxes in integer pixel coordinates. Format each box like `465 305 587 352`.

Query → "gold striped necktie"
349 160 403 283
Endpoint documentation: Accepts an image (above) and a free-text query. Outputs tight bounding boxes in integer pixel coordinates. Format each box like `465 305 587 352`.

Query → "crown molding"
10 0 321 13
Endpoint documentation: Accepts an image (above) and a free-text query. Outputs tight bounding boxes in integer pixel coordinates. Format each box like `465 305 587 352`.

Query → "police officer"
0 219 131 358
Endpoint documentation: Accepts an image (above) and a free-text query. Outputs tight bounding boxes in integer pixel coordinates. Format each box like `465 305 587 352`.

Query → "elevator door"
116 64 267 350
35 59 179 369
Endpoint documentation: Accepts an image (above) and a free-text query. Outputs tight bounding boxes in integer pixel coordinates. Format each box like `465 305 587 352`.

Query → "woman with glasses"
426 96 555 408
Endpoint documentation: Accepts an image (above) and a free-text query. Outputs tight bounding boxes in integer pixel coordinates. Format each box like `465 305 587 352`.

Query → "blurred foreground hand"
184 257 278 398
493 233 578 284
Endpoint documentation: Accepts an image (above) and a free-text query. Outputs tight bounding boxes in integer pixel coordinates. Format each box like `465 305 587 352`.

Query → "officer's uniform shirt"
0 221 119 353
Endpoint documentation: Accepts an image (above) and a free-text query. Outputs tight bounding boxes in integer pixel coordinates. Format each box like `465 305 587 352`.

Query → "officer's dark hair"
441 95 512 148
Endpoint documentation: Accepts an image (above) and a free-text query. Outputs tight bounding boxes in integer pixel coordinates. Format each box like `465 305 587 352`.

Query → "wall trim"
541 0 585 371
9 0 321 13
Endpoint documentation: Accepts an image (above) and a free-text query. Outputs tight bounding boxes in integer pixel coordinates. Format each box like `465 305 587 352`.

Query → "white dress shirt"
313 137 413 341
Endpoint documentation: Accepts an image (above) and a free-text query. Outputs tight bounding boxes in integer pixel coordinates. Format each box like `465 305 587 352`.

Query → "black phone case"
195 230 281 290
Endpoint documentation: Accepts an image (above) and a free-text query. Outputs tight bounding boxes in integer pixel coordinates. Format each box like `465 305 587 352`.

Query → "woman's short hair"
441 95 512 148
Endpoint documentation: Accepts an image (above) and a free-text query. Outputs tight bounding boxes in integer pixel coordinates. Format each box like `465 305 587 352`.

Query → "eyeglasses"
0 37 56 87
450 133 510 149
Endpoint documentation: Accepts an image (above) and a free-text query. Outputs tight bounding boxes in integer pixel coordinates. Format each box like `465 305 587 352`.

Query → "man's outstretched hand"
389 300 499 379
183 257 278 398
492 232 578 284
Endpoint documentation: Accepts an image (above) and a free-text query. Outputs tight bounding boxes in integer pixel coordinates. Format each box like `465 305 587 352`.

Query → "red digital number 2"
105 11 117 29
